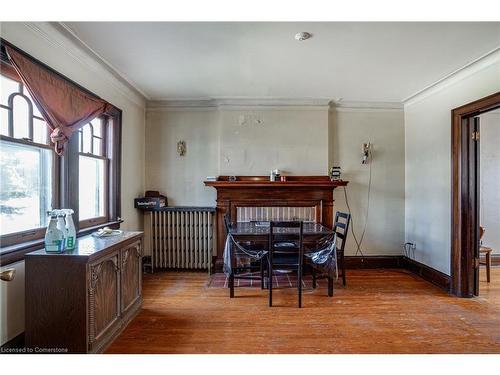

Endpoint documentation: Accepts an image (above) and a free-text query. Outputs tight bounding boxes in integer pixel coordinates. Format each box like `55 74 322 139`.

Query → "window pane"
0 75 19 106
0 141 52 235
24 90 43 118
33 118 48 145
92 119 102 137
0 107 8 136
12 95 30 139
81 124 92 153
93 138 102 156
79 156 105 220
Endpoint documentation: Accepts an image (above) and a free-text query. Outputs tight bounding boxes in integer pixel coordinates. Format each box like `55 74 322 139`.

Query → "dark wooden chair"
268 221 304 308
224 213 267 298
479 226 493 283
334 211 351 286
311 211 351 289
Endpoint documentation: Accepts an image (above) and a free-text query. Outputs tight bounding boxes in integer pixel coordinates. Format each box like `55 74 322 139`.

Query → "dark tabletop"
25 231 143 258
229 222 333 236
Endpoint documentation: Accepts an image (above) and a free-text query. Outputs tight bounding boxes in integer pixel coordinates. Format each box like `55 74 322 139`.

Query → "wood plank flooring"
106 268 500 354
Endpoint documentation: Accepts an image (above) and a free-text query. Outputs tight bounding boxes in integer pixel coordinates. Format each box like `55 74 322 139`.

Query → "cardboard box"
134 196 167 210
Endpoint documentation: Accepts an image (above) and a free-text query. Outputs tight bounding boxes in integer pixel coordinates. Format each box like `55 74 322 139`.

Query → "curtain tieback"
50 127 69 155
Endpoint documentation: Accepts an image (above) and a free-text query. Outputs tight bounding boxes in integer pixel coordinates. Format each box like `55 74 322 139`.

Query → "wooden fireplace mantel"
205 175 348 188
204 176 348 271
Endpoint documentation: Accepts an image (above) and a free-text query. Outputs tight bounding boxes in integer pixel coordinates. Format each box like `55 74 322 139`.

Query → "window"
0 72 55 245
0 41 122 260
78 119 109 227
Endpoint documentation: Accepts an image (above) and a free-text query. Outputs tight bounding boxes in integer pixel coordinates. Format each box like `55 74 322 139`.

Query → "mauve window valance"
5 45 113 155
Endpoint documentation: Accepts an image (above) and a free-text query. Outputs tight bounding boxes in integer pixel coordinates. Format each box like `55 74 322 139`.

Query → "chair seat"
480 246 492 254
271 253 300 266
273 241 298 248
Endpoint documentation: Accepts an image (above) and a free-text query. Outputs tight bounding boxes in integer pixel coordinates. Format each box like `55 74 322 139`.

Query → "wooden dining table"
228 221 333 244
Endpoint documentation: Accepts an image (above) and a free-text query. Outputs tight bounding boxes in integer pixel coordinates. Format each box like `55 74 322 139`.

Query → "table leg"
486 251 491 283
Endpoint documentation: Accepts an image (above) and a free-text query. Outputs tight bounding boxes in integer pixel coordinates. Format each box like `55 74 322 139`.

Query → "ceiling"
63 22 500 103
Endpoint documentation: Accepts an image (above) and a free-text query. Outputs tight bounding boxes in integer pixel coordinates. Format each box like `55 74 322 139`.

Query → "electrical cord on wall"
342 149 373 258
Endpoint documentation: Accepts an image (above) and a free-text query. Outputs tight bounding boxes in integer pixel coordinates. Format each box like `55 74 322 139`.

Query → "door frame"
451 91 500 297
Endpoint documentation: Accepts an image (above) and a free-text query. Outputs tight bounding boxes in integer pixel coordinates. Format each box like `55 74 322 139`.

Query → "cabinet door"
120 240 142 314
88 252 120 351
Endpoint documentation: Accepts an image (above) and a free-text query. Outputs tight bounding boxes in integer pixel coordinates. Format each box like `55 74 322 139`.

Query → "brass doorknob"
0 268 16 282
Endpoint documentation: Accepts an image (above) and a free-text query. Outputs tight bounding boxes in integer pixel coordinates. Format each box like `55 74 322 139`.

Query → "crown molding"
404 47 500 107
331 100 403 112
147 97 332 111
215 97 332 108
147 98 217 110
14 22 147 108
146 97 405 112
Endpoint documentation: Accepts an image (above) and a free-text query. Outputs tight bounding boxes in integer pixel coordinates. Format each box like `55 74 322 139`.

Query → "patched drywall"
219 109 328 176
145 106 329 205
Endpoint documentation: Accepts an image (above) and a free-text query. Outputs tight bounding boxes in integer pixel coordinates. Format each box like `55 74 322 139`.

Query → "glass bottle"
64 209 76 250
56 211 68 251
45 213 65 253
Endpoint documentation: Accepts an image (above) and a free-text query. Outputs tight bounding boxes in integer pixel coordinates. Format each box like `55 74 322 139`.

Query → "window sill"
0 219 123 266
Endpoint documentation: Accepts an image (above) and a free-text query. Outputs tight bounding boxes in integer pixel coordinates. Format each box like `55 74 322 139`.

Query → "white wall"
480 110 500 254
146 108 219 206
219 108 328 176
145 104 405 257
0 22 146 345
404 57 500 275
145 106 329 205
330 108 406 255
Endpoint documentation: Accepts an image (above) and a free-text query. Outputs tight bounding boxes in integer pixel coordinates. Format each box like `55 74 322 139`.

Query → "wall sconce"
362 142 371 164
177 140 186 156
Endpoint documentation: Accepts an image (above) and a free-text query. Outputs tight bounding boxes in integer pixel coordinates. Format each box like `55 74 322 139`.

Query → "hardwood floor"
106 268 500 354
479 266 500 308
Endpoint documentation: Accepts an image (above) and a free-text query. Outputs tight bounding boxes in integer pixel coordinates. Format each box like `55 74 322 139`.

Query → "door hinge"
472 131 480 141
474 257 480 268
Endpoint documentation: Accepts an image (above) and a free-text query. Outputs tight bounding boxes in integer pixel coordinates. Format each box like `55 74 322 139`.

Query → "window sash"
0 136 58 247
78 152 110 229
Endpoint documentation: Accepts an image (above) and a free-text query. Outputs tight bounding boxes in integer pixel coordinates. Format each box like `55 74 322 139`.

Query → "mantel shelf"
204 176 348 189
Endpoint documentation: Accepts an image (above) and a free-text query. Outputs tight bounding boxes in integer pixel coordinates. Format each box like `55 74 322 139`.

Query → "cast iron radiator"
146 207 215 273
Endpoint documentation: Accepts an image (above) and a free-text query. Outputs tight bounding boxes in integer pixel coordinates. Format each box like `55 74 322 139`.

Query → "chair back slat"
333 211 351 256
269 221 304 255
336 212 350 219
334 222 347 230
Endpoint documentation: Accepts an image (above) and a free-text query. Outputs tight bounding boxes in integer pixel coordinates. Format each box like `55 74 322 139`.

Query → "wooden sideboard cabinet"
25 231 143 353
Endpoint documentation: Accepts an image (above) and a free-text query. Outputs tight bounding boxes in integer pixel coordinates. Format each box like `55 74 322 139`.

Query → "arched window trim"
2 79 50 147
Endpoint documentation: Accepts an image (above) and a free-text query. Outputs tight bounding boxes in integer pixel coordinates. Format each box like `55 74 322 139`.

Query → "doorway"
451 91 500 298
478 109 500 297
